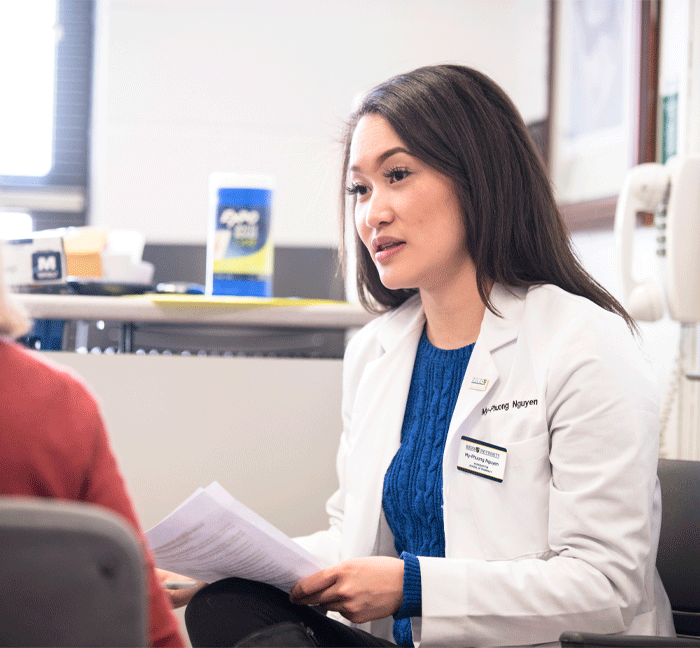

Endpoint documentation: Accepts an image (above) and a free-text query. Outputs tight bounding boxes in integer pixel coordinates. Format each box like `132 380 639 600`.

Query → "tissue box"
2 227 154 291
1 227 107 291
62 227 108 277
2 232 67 290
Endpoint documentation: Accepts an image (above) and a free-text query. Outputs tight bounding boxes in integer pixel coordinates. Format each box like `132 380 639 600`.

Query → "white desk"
15 294 373 327
16 294 375 353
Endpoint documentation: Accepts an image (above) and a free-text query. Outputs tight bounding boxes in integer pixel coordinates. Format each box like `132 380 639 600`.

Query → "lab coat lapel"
445 285 526 446
445 341 498 447
343 297 425 558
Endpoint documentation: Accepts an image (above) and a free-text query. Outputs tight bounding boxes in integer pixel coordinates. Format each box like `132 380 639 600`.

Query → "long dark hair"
340 64 636 332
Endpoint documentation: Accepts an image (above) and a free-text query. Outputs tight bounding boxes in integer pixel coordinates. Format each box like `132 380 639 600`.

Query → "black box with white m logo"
32 251 63 281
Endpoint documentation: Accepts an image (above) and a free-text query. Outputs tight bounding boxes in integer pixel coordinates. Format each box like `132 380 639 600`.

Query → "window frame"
0 0 94 231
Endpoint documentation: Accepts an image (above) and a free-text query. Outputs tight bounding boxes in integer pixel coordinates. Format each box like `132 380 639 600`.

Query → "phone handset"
614 163 670 321
665 156 700 323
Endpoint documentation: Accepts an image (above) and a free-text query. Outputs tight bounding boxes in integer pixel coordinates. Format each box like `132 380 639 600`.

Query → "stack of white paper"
145 482 325 592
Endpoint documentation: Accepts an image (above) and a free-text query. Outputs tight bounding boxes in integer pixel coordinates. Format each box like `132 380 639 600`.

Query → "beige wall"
91 0 549 247
41 351 346 644
42 352 343 535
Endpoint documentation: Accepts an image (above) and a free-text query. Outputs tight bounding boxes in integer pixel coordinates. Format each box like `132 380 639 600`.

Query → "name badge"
457 436 507 482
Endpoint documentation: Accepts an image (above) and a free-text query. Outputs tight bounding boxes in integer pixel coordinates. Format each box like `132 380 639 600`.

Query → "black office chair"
560 458 700 647
0 497 147 647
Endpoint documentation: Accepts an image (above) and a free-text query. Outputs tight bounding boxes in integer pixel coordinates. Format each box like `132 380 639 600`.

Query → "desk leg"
75 320 90 353
62 320 72 351
120 322 135 354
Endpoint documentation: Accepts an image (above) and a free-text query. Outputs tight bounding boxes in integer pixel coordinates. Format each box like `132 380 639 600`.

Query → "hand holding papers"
145 482 326 593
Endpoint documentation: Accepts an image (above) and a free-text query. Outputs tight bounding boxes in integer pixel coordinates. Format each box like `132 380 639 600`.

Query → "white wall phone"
615 156 700 324
615 156 700 459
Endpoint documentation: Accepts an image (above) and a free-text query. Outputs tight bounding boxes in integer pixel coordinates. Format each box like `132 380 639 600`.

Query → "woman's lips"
374 241 405 263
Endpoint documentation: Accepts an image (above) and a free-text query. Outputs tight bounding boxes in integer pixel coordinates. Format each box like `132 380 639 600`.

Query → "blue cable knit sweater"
382 328 474 646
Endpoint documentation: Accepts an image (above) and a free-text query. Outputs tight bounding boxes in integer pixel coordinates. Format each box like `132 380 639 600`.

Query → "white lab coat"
295 283 674 647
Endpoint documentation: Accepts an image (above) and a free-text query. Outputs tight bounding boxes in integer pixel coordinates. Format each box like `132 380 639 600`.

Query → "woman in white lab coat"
183 64 675 648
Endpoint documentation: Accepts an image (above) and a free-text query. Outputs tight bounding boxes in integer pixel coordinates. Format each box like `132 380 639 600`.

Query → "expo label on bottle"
206 173 274 297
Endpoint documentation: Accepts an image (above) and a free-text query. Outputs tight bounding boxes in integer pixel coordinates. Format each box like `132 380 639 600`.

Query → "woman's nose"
364 191 394 229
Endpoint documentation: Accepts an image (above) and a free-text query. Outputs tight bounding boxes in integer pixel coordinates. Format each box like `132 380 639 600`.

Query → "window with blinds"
0 0 93 235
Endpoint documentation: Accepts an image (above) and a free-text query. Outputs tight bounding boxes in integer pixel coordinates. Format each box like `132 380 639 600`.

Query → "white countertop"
15 294 376 329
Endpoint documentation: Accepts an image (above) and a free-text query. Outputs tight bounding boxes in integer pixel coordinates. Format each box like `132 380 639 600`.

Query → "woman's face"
349 114 472 297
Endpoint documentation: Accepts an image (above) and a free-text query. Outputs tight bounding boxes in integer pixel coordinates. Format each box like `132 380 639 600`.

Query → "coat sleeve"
414 312 663 647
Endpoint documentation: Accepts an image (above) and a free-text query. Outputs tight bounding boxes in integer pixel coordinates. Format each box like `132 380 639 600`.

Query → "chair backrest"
657 458 700 638
0 497 147 647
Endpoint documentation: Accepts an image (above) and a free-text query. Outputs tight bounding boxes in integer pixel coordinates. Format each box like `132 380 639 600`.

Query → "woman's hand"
155 568 207 609
289 556 404 624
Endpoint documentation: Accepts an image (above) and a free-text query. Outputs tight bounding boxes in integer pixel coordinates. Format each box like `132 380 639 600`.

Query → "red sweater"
0 339 184 647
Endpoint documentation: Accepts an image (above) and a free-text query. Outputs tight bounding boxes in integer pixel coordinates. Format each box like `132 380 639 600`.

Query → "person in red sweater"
0 260 184 647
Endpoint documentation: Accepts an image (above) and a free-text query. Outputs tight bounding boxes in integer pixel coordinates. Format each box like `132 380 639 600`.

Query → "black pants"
185 578 397 647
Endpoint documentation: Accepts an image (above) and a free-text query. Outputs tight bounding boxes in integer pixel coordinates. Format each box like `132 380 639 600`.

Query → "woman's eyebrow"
350 146 411 172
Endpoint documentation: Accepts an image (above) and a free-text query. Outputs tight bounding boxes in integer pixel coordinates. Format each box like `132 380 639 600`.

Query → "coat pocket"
463 432 552 560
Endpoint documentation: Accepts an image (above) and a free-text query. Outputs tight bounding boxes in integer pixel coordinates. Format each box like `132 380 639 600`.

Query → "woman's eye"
385 167 411 183
346 183 369 196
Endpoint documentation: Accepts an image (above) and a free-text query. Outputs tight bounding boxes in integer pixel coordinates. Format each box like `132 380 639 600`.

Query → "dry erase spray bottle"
206 173 274 297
